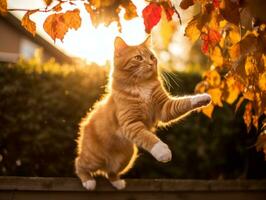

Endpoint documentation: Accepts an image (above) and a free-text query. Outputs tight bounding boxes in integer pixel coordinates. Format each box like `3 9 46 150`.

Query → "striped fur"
75 37 211 189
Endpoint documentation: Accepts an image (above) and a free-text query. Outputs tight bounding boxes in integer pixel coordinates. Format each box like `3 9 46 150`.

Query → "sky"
8 0 193 67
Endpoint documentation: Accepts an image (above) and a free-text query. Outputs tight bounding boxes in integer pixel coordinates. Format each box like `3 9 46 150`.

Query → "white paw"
82 180 96 191
111 179 126 190
191 93 211 107
150 141 172 163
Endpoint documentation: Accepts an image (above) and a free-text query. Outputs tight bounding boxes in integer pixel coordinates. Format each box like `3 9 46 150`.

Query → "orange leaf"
258 72 266 91
161 2 175 21
64 9 81 30
0 0 7 15
52 3 62 12
207 88 223 107
243 102 252 132
202 103 214 118
21 10 37 36
142 3 162 33
180 0 194 10
43 0 53 6
120 0 137 20
43 9 81 42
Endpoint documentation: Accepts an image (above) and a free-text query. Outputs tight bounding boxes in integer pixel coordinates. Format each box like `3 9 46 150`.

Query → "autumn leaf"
180 0 194 10
160 12 176 49
224 75 240 104
245 56 257 76
243 102 252 132
258 72 266 91
21 10 37 36
0 0 7 15
212 0 220 9
142 3 162 33
208 88 223 107
210 46 223 66
43 0 53 6
202 103 214 118
204 70 221 87
90 0 116 9
53 2 62 12
161 2 175 21
220 0 240 25
43 9 81 42
185 15 202 43
201 29 221 54
120 0 137 20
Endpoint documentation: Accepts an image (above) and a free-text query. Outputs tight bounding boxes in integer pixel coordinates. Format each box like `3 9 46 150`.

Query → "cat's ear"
143 35 152 47
114 36 128 55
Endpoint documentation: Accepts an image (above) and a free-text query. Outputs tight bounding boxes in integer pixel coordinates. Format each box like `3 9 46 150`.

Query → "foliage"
180 0 266 158
1 0 266 159
1 59 265 178
0 57 107 176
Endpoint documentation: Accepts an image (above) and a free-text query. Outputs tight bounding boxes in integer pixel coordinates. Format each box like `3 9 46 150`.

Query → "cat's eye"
150 54 156 60
134 55 143 61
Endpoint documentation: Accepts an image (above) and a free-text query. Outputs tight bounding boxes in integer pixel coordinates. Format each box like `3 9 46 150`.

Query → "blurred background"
0 0 265 179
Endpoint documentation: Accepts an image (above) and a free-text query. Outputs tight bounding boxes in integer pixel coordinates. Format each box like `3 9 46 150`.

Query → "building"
0 13 73 63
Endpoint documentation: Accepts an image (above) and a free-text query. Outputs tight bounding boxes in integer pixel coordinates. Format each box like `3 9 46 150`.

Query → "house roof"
0 13 73 64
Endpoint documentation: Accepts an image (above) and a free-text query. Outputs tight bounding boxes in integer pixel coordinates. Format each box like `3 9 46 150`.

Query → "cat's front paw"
150 141 172 163
110 179 126 190
82 180 96 191
191 93 211 108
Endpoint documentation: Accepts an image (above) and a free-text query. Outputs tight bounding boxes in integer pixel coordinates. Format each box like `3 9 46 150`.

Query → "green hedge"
0 59 265 179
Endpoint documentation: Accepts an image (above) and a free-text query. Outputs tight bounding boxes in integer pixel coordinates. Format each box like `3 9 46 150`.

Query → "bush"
0 59 265 178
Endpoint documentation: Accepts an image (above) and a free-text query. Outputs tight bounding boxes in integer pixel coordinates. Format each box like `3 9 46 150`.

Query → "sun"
62 15 147 65
59 0 147 65
9 0 147 65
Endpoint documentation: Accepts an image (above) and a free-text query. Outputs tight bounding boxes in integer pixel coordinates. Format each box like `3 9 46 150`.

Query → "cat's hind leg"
108 172 126 190
75 157 96 190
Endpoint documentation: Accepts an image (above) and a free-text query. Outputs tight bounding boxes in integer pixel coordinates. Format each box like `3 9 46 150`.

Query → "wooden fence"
0 177 266 200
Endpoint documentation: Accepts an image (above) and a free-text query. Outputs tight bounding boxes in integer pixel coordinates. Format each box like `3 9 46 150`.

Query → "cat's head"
113 36 158 82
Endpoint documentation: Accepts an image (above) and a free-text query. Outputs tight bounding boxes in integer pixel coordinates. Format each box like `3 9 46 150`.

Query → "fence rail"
0 176 266 200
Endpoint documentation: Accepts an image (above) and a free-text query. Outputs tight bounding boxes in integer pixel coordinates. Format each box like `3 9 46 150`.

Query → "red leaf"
213 0 220 9
209 29 221 45
201 29 221 54
161 2 175 21
142 3 162 33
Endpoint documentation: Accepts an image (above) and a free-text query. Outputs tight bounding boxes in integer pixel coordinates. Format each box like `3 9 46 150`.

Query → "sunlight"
9 0 147 65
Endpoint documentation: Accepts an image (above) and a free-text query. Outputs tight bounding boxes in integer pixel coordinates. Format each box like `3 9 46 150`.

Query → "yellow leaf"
43 9 81 42
205 70 221 87
185 15 201 43
210 46 223 66
228 26 241 44
21 10 37 36
202 103 214 118
90 0 115 9
225 75 240 104
195 81 209 93
159 12 176 49
245 56 257 76
207 88 223 107
0 0 7 15
259 72 266 91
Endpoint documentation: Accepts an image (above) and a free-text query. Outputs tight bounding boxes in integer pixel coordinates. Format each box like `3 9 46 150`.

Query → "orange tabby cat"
75 36 211 190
